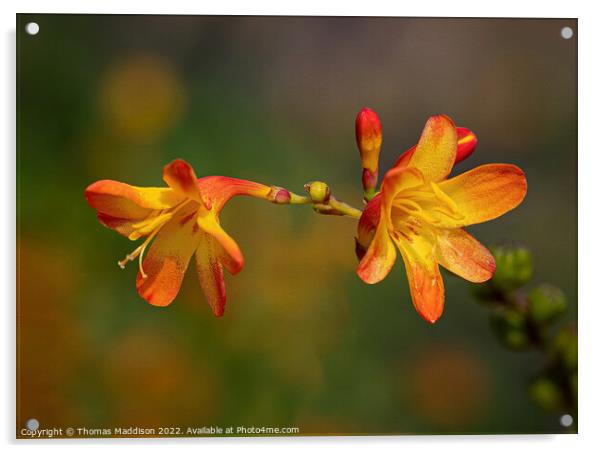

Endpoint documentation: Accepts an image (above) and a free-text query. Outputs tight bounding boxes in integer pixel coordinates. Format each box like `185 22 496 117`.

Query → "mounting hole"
25 22 39 36
560 26 573 40
25 418 39 430
560 413 573 427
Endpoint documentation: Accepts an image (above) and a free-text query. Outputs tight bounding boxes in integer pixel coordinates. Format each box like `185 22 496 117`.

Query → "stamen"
430 182 459 214
118 245 142 269
400 189 436 202
117 227 161 278
395 198 424 213
117 199 194 278
431 206 465 220
128 212 172 241
391 178 466 239
394 199 442 226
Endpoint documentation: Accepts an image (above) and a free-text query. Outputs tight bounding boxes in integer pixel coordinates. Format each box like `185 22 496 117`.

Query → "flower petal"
136 214 200 307
96 212 138 237
408 115 457 182
395 233 445 324
436 228 495 283
163 159 205 204
196 213 244 275
356 219 396 284
85 180 183 218
356 194 381 259
197 176 272 212
381 166 425 209
438 164 527 226
356 167 426 283
392 145 415 170
393 127 477 170
195 234 227 317
403 256 445 324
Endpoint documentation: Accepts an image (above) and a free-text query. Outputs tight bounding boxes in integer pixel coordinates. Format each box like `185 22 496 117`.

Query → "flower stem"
287 193 313 205
268 182 363 219
472 245 577 431
303 181 363 219
323 196 362 218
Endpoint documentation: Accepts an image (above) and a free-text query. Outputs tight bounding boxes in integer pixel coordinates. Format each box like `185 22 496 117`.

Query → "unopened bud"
529 377 563 411
268 186 291 204
490 245 533 292
490 308 529 350
455 127 477 163
552 325 577 371
304 181 331 203
362 169 378 198
355 108 382 173
528 284 567 325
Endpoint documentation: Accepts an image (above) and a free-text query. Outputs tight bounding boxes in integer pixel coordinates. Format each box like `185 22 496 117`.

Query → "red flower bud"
355 108 382 173
455 127 477 163
268 186 291 204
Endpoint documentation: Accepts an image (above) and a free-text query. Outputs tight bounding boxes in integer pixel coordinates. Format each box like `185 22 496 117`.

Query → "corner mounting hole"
560 413 573 427
561 26 573 40
25 22 39 36
25 418 39 430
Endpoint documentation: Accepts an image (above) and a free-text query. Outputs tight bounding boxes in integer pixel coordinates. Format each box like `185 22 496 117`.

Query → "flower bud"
551 325 577 371
528 284 567 325
268 186 291 204
304 181 331 203
362 169 378 196
455 127 477 163
490 245 533 292
490 308 529 350
355 108 382 173
529 377 563 411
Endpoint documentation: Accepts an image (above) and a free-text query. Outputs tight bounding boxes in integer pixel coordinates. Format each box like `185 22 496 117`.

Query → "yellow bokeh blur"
100 54 184 144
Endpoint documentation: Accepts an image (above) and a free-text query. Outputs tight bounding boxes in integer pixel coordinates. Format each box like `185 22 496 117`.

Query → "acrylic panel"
16 14 577 438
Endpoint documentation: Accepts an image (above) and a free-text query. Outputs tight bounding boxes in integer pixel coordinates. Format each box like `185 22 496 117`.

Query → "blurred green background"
17 15 576 435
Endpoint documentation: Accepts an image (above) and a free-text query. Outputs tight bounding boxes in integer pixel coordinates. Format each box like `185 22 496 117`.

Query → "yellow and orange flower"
355 114 527 323
85 159 289 316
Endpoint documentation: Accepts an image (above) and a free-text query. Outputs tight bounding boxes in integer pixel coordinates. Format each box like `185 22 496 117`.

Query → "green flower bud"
529 377 563 411
552 326 578 371
304 181 331 203
490 308 529 350
490 245 533 292
528 284 567 325
570 372 578 398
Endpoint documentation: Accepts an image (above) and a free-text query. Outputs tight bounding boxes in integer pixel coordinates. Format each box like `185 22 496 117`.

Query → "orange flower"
356 115 527 323
85 159 289 316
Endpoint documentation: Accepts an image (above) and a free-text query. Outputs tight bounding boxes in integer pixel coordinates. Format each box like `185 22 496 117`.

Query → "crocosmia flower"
355 114 527 323
85 159 288 316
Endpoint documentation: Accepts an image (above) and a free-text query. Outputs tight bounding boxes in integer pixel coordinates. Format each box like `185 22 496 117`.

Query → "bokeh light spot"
405 345 491 430
100 54 185 144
